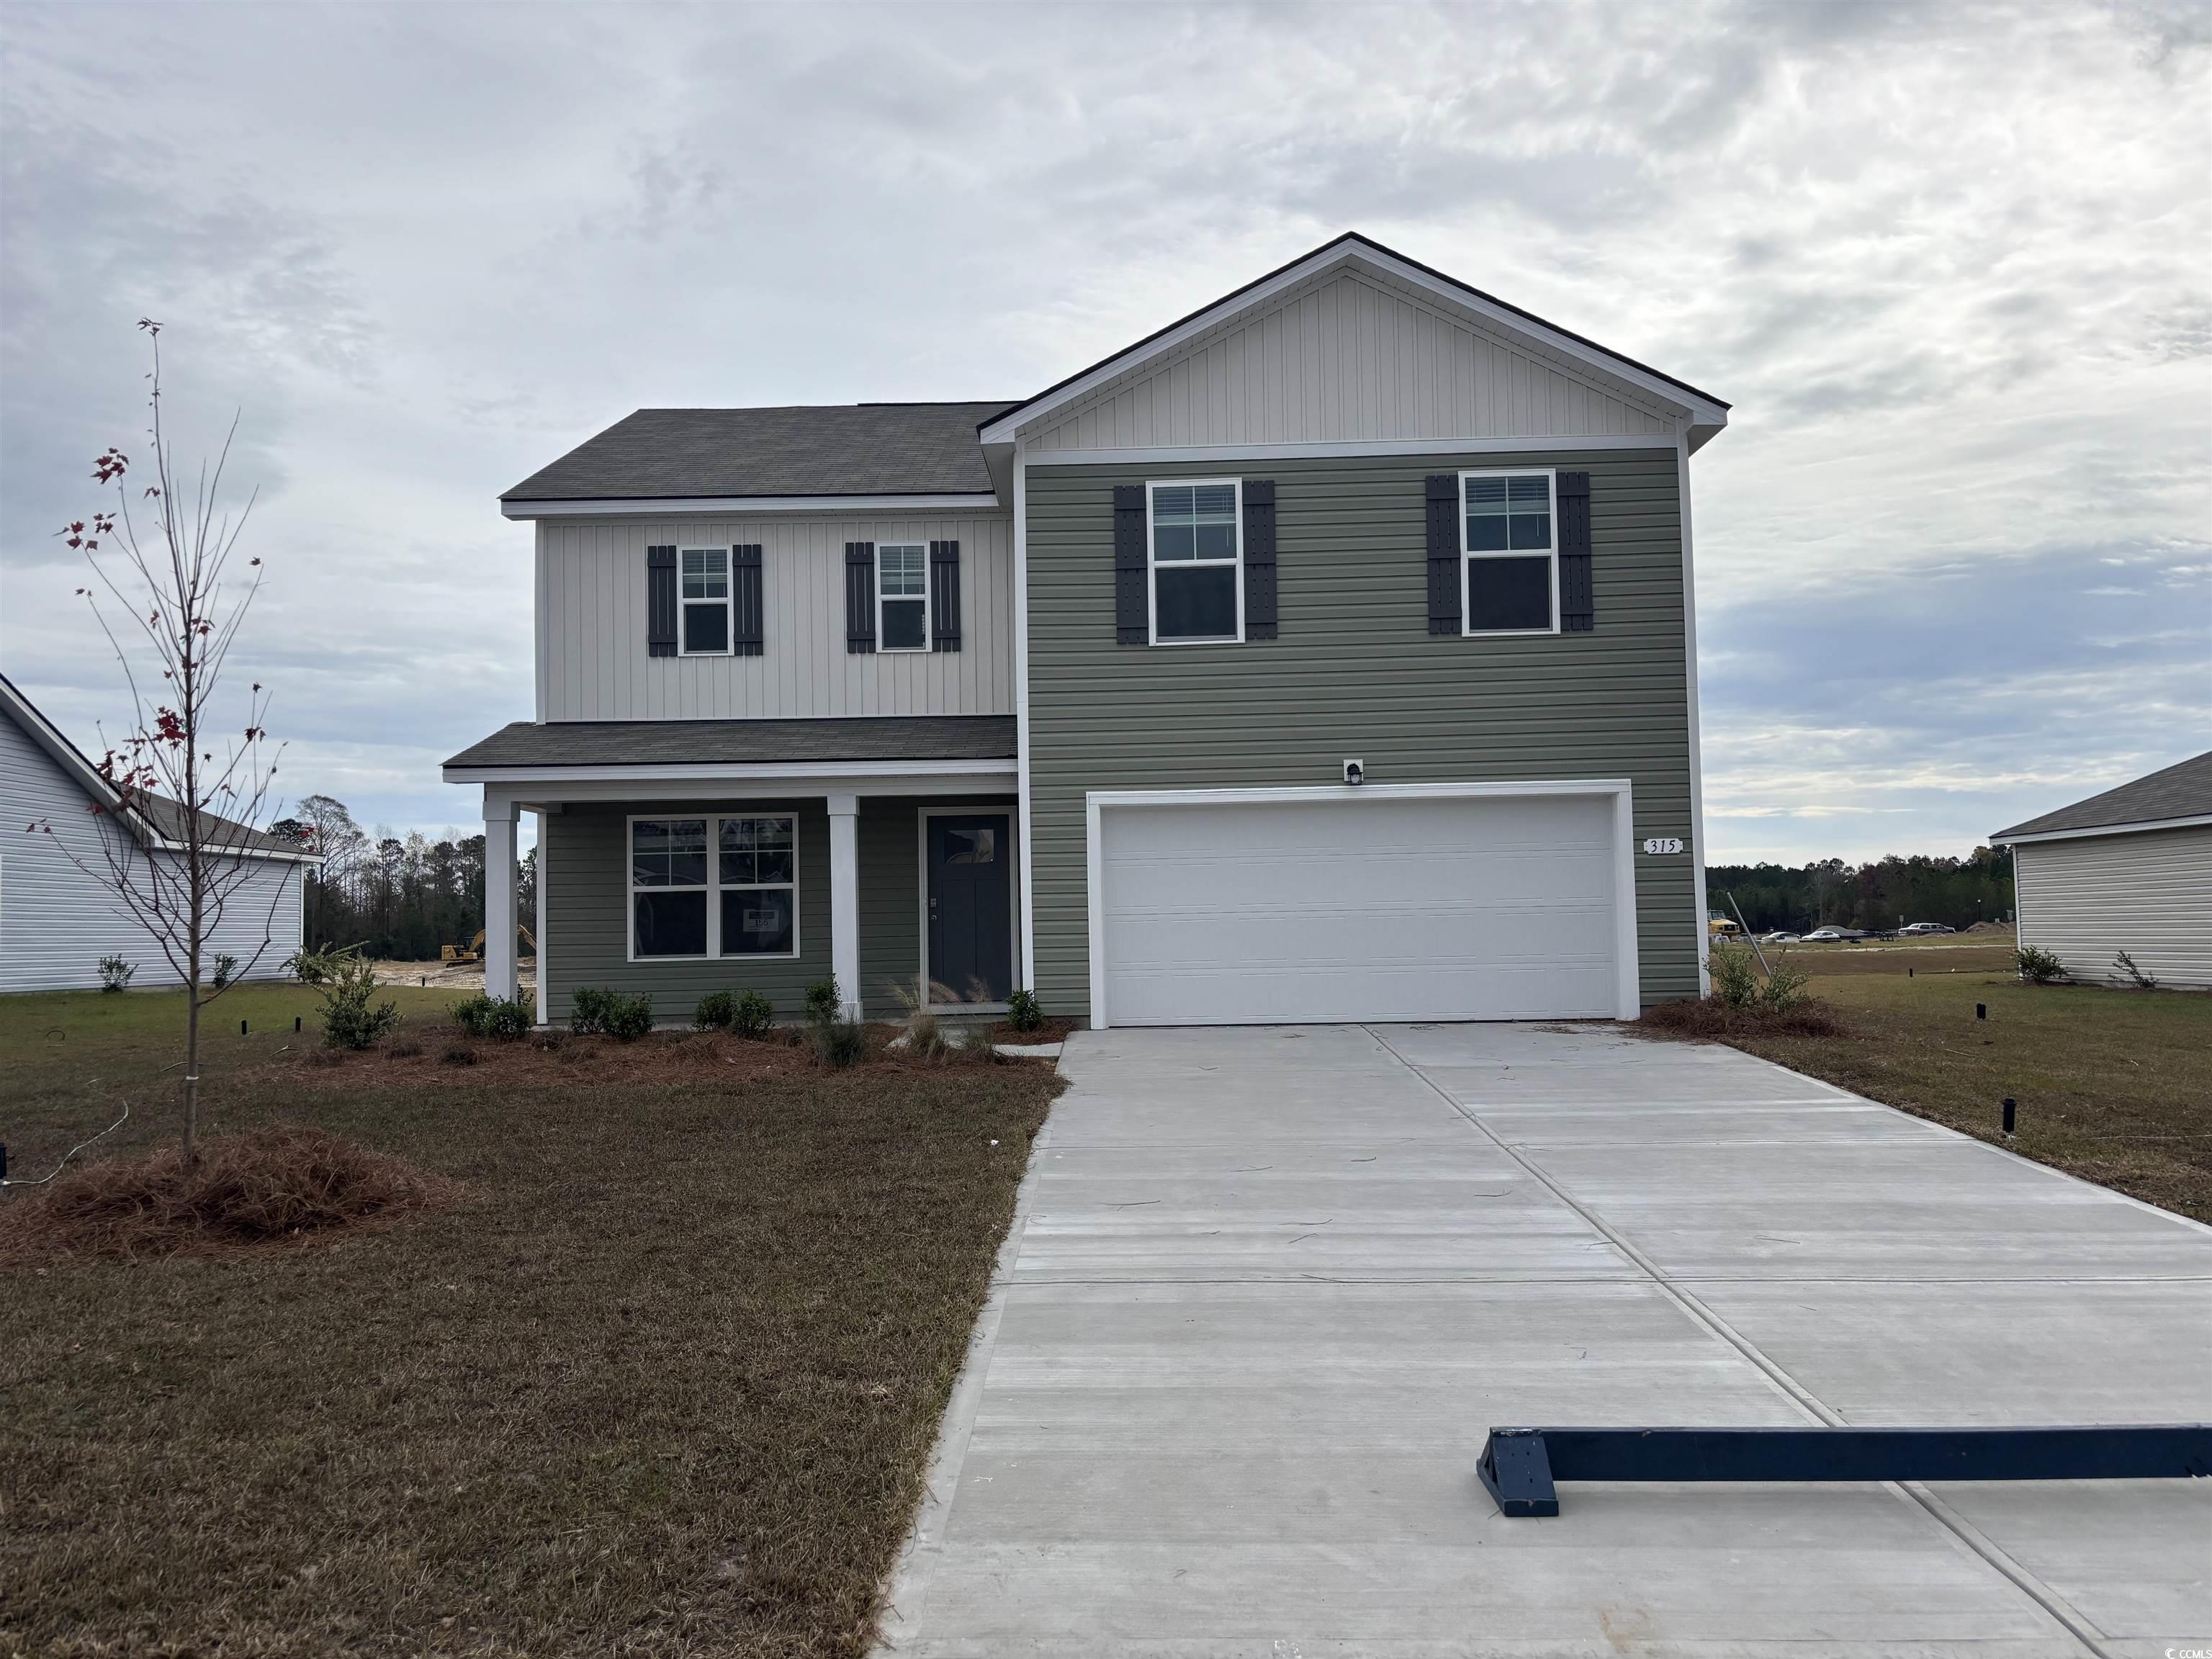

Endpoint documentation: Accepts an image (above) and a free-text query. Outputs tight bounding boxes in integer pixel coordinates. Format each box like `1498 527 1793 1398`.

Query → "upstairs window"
680 547 731 654
877 543 929 651
1149 480 1241 644
1462 471 1557 636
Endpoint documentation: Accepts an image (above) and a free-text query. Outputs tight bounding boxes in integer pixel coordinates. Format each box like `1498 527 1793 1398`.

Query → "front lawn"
1655 948 2211 1223
0 984 1061 1658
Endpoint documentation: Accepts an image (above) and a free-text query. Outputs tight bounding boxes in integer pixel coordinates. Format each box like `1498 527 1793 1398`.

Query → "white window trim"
677 546 734 657
1146 477 1244 647
915 806 1021 1012
876 542 931 653
624 811 801 963
1460 468 1560 639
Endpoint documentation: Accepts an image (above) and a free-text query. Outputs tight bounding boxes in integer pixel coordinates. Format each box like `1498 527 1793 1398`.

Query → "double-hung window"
1148 480 1241 643
629 814 799 959
680 547 732 654
877 543 928 650
717 816 796 956
1461 470 1557 635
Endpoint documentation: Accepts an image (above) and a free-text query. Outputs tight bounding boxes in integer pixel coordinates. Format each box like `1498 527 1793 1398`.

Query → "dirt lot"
1 983 1062 1658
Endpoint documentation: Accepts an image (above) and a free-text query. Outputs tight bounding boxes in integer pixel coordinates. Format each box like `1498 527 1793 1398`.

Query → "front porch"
443 716 1022 1028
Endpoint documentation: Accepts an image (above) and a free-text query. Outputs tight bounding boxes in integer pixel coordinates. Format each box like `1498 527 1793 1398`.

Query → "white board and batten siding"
1024 269 1678 455
537 513 1015 724
2015 825 2212 989
1 703 303 994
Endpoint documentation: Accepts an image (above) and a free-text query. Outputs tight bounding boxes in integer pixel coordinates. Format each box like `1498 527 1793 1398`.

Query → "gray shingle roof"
502 403 1016 503
1993 750 2212 840
444 716 1017 772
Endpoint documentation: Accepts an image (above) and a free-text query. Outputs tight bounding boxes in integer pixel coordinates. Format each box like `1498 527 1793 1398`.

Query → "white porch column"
827 792 860 1019
484 790 519 1004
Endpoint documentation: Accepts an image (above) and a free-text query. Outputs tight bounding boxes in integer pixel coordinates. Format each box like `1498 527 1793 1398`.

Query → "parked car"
1802 927 1866 943
1760 931 1801 944
1898 922 1955 936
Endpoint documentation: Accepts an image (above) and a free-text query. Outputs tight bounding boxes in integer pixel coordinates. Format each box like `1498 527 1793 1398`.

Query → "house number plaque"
1641 837 1685 855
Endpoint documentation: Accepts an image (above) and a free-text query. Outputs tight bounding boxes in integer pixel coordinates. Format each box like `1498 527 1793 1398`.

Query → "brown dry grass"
1635 997 1846 1040
0 1123 457 1265
0 982 1063 1659
1635 959 2211 1221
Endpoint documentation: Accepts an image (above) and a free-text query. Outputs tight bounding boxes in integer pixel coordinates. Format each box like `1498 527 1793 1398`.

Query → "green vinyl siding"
856 795 1018 1015
542 799 830 1027
1024 446 1700 1017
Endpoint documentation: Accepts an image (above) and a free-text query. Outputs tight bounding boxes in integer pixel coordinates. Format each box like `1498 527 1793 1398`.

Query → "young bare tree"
37 320 286 1164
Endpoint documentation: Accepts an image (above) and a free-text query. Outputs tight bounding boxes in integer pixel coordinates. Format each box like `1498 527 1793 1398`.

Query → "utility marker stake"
294 1016 302 1033
2002 1097 2017 1143
1977 1004 1987 1020
240 1019 248 1035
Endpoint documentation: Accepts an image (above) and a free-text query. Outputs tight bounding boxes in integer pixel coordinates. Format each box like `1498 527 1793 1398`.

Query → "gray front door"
927 812 1013 1003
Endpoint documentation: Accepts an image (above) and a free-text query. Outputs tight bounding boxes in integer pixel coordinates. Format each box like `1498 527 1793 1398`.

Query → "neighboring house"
0 673 315 993
446 233 1730 1028
1992 750 2212 990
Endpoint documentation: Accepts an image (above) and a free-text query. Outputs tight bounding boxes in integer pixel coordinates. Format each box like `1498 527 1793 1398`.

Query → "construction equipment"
441 924 536 966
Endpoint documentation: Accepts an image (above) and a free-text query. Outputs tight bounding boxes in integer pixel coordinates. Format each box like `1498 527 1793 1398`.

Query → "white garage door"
1095 789 1629 1026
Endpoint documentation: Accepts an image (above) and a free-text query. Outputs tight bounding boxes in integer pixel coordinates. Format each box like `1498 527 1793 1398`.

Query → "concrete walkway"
878 1023 2212 1657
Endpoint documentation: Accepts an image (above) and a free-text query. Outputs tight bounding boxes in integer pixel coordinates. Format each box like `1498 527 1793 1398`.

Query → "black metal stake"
1977 1004 1987 1020
2002 1097 2017 1142
295 1016 302 1033
240 1019 248 1035
1908 967 1914 978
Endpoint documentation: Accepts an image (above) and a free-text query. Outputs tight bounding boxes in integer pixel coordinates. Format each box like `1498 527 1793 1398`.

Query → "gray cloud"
2 0 2206 856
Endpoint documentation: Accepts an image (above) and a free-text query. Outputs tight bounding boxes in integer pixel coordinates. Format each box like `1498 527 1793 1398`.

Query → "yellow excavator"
441 924 536 966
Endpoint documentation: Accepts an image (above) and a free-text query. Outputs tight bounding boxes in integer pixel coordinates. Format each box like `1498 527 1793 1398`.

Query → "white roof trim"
503 493 1001 521
446 757 1017 786
1994 812 2212 845
980 238 1728 446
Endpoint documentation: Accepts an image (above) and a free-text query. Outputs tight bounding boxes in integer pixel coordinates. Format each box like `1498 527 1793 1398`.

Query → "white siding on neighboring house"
1025 269 1678 454
536 512 1015 723
2014 825 2212 989
0 703 304 994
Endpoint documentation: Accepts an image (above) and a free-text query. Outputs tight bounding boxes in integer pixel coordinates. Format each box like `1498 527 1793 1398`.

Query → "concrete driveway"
878 1023 2212 1658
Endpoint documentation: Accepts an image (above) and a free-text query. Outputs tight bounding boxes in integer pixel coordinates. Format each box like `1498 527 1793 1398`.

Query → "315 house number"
1642 837 1685 855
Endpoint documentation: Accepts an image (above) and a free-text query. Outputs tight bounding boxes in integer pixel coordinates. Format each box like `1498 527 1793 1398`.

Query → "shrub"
96 955 135 994
695 989 736 1030
318 958 400 1051
454 993 533 1040
732 988 774 1040
601 991 654 1041
2017 945 2067 985
804 976 843 1022
808 1013 869 1069
287 943 364 986
889 975 956 1059
1760 953 1813 1012
211 953 238 990
1709 943 1761 1007
2116 949 2159 990
570 984 613 1035
1005 988 1044 1033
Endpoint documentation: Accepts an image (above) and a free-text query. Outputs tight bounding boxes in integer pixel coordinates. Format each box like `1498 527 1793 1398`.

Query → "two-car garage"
1087 783 1640 1027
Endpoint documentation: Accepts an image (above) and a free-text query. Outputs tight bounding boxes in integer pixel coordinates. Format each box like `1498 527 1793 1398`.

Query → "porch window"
877 543 928 651
629 814 799 960
718 815 797 956
631 818 709 957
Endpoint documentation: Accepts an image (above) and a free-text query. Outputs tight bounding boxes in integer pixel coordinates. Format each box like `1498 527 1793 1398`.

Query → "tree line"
1708 847 2015 935
274 794 535 963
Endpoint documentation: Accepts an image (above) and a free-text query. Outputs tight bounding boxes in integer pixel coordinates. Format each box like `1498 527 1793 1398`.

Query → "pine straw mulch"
0 1123 459 1267
1632 995 1848 1041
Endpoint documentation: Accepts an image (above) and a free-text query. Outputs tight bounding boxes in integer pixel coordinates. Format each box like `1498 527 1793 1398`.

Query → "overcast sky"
4 1 2206 864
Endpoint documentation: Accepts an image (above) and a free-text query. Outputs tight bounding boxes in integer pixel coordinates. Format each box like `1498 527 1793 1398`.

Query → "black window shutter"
1557 471 1593 632
647 545 678 657
1113 485 1147 644
930 540 961 652
1424 476 1460 635
732 544 764 656
845 542 876 653
1242 480 1277 639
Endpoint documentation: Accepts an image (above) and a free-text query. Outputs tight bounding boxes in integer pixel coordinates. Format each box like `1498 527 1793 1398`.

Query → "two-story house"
444 233 1729 1028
